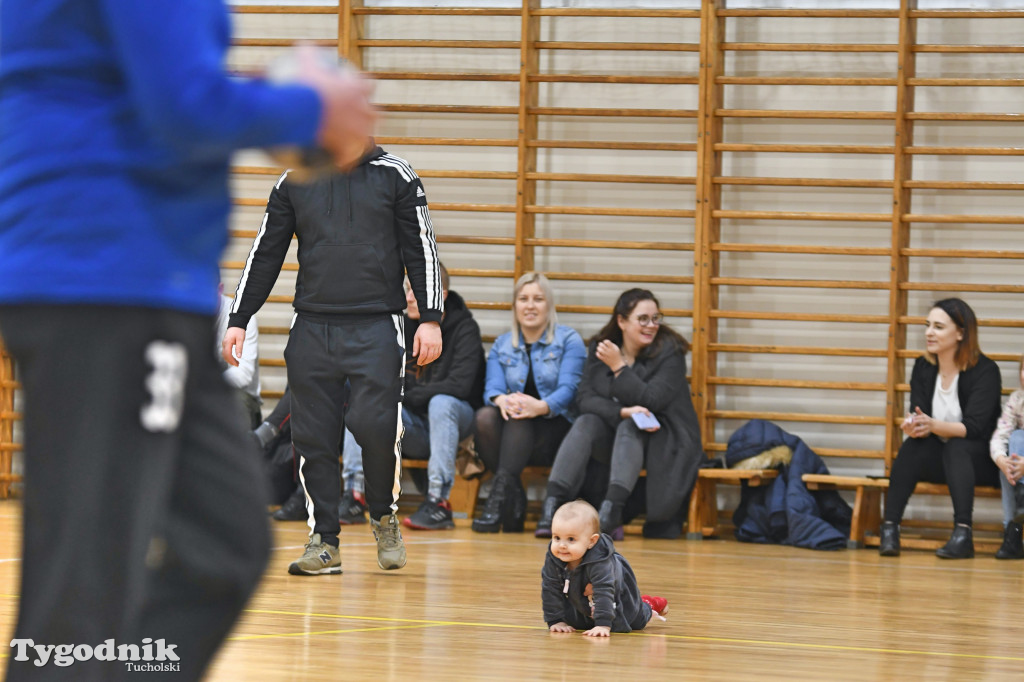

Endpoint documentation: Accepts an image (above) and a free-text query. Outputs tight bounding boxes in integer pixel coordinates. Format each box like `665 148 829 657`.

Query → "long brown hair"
593 288 689 358
924 297 981 370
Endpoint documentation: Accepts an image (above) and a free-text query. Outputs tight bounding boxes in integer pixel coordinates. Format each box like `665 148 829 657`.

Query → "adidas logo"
416 186 425 198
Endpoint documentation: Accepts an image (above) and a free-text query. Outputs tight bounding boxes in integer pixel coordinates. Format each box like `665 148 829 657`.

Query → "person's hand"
909 407 933 439
900 412 915 437
412 321 442 366
620 405 652 420
595 339 626 372
221 327 246 367
997 455 1017 485
1008 454 1024 485
492 394 512 421
507 393 549 420
583 626 611 638
294 46 377 171
549 622 574 633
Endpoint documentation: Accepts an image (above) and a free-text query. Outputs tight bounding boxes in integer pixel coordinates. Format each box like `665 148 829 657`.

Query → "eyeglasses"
633 313 663 327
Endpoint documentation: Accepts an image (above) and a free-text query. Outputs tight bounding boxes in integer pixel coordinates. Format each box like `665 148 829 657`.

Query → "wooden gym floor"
0 498 1021 680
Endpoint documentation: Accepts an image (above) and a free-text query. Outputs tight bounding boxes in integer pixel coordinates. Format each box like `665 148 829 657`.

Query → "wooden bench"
802 474 1003 550
686 468 780 540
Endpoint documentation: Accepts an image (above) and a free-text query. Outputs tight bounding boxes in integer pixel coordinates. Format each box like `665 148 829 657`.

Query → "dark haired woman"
880 298 1003 559
535 288 703 540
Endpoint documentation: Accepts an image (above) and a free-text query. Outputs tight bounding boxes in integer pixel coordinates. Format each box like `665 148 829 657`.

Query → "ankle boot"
502 476 527 533
995 521 1024 560
878 520 900 556
936 523 974 559
472 472 512 533
535 496 561 538
598 500 624 538
1014 483 1024 525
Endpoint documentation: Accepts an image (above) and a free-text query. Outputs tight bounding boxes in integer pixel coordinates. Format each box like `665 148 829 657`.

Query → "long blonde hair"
510 272 558 348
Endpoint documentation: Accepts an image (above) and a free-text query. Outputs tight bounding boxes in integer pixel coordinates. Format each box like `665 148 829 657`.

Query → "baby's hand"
549 622 575 633
583 626 611 638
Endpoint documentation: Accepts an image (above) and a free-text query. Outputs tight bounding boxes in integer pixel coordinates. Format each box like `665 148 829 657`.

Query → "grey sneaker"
371 514 407 570
287 533 342 576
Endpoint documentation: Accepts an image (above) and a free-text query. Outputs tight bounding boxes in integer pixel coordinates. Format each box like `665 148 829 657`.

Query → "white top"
216 294 261 401
931 373 962 442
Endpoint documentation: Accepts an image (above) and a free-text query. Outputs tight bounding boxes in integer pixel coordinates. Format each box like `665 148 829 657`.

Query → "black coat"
541 533 651 632
402 290 485 413
577 336 704 538
908 353 1002 442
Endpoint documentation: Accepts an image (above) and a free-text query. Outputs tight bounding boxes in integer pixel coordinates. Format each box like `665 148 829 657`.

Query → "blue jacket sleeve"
542 328 586 419
99 0 321 159
483 337 510 405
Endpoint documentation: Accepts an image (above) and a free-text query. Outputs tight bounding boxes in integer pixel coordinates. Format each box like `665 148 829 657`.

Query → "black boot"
272 485 307 522
598 500 624 538
535 497 561 538
878 520 900 556
503 477 527 533
472 471 512 533
936 523 974 559
995 521 1024 560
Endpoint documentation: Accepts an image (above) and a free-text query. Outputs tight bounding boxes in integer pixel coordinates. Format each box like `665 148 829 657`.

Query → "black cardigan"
907 353 1002 442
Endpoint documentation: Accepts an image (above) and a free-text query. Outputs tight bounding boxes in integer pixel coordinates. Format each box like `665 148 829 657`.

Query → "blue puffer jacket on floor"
727 419 852 550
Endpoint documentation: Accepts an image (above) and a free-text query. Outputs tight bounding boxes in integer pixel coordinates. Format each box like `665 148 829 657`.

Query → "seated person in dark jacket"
542 501 667 637
345 263 485 529
880 298 1002 559
536 288 703 540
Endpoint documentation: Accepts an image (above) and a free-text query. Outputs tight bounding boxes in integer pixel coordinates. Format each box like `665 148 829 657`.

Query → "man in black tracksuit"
223 143 443 576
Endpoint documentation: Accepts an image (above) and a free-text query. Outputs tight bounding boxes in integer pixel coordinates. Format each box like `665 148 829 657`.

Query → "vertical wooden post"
514 0 542 278
0 340 13 498
340 0 365 68
885 0 917 473
692 0 724 454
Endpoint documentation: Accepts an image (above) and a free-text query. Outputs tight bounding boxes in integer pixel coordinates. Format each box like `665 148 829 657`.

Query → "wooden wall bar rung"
427 203 516 213
527 172 695 184
711 277 889 290
709 344 887 358
531 8 700 18
708 410 887 426
712 243 889 256
902 248 1024 259
913 45 1024 54
524 206 695 218
901 282 1024 294
355 40 520 49
710 310 889 324
902 214 1024 224
377 104 517 115
708 377 886 391
715 177 893 188
910 10 1024 18
367 72 519 82
713 210 891 222
896 350 1021 362
723 43 898 53
904 180 1024 190
373 137 517 147
717 109 895 120
351 7 519 16
904 147 1024 156
232 38 334 47
447 269 515 279
529 140 698 152
524 238 693 251
717 77 897 86
435 236 516 246
529 75 699 85
715 143 895 154
900 316 1024 329
907 113 1023 121
529 107 698 118
534 41 700 52
719 9 898 18
231 6 336 14
544 273 694 285
908 78 1024 87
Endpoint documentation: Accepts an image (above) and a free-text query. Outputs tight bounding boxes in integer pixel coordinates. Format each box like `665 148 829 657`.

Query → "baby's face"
550 516 598 565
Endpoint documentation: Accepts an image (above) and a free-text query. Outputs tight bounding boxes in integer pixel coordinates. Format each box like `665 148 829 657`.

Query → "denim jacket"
484 324 586 422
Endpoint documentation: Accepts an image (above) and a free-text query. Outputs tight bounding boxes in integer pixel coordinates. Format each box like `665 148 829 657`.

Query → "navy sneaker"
403 495 455 530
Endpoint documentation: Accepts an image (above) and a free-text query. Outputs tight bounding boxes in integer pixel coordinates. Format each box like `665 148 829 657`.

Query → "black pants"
884 434 1001 526
546 413 649 501
0 305 269 681
473 405 571 477
285 314 404 544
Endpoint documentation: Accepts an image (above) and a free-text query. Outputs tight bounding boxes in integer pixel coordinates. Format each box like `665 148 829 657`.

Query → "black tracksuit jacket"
228 145 443 328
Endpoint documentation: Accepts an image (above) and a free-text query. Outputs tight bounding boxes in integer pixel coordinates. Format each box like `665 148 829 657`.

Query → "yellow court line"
230 623 443 642
244 609 1024 663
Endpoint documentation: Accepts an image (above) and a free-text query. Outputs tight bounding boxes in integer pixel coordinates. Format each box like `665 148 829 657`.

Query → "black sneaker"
273 486 307 522
339 490 368 525
403 495 455 530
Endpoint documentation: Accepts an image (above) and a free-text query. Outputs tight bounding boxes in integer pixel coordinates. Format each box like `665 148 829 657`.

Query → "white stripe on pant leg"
389 400 404 515
297 454 316 539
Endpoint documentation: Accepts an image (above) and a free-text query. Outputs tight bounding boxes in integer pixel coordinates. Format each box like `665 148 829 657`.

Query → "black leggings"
473 406 571 477
884 435 1000 526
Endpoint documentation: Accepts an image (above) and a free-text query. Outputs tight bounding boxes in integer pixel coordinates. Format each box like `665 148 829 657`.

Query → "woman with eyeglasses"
879 298 1003 559
471 272 587 533
535 288 703 540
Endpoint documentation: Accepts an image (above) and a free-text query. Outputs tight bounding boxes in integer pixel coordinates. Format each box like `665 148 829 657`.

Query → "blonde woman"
472 273 586 533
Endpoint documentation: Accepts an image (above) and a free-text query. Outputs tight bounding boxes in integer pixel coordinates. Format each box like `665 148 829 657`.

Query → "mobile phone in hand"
631 412 660 430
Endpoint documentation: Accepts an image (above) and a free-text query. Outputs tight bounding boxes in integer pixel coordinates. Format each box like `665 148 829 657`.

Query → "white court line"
272 538 467 552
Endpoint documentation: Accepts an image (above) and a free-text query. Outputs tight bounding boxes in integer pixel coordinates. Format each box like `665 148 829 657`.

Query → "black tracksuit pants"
0 305 270 681
285 313 405 546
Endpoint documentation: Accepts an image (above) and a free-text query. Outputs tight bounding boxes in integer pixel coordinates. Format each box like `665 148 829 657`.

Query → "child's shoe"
642 595 669 620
